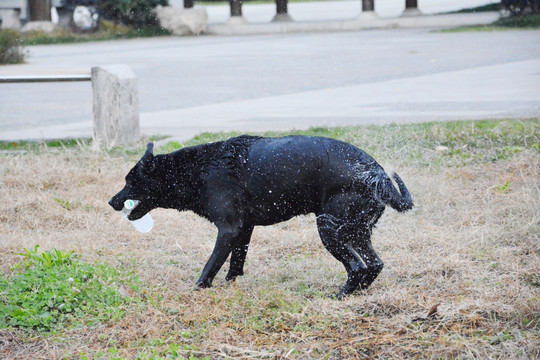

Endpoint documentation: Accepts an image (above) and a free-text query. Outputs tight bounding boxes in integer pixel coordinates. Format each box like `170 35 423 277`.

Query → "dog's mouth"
108 197 148 220
127 205 147 221
128 198 154 221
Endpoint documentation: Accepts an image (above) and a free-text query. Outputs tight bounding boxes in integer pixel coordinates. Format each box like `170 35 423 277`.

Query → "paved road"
1 26 539 141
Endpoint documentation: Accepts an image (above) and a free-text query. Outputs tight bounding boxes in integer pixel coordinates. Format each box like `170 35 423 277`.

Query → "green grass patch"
443 13 540 32
21 25 171 46
127 340 210 360
446 3 501 13
0 29 26 64
0 246 141 332
3 119 538 168
494 13 540 27
0 118 538 358
0 139 91 151
157 119 539 167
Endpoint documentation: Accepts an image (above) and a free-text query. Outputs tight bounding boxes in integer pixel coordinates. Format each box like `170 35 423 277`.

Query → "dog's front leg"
226 225 254 282
196 226 240 288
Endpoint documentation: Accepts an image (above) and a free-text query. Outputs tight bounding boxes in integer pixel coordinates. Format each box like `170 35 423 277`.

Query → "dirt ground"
0 146 539 359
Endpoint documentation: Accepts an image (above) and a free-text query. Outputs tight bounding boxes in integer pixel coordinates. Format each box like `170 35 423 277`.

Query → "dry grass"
0 133 539 359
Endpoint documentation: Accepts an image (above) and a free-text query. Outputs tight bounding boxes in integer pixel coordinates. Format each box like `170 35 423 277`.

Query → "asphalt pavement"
0 1 539 142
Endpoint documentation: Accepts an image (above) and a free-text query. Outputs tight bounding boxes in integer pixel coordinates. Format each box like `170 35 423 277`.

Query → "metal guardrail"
0 65 139 148
0 74 92 83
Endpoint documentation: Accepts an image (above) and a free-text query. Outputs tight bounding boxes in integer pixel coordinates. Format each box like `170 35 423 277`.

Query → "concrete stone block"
92 65 140 148
0 9 22 30
153 6 208 36
226 15 248 26
401 8 422 17
271 13 293 23
21 21 57 33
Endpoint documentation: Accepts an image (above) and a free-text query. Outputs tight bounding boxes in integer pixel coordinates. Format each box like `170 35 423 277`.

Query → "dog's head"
109 143 161 220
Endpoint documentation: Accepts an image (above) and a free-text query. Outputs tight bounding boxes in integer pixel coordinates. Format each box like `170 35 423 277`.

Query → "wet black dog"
109 135 413 299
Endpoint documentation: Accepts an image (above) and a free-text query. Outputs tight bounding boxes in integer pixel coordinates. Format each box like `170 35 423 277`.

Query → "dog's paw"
329 292 348 301
225 271 244 282
194 281 212 290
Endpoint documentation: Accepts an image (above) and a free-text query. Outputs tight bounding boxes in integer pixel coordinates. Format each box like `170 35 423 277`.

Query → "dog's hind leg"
351 239 384 290
316 213 366 300
226 225 254 281
349 203 385 290
317 193 386 299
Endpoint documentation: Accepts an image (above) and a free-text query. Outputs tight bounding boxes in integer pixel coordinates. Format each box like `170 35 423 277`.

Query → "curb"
206 12 500 35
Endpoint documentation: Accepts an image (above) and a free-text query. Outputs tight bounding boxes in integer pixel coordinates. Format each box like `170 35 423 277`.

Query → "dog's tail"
354 163 413 212
376 170 414 212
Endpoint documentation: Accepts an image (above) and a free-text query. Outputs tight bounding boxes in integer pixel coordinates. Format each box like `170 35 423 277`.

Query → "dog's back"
233 136 390 224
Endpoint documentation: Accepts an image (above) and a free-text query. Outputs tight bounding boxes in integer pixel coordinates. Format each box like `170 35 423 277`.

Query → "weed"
0 29 26 64
53 196 77 210
52 195 92 211
497 180 511 193
133 341 210 360
488 330 514 345
523 273 540 287
19 245 74 268
0 246 141 332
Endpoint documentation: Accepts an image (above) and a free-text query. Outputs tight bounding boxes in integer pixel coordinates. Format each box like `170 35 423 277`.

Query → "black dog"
109 135 413 299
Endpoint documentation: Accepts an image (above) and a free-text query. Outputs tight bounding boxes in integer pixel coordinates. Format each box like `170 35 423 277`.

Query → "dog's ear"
146 142 154 154
140 142 156 174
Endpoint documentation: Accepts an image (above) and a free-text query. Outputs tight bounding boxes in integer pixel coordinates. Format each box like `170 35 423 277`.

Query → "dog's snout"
109 197 123 211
